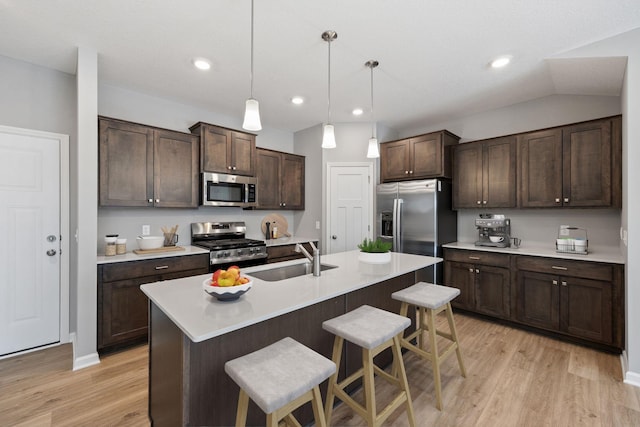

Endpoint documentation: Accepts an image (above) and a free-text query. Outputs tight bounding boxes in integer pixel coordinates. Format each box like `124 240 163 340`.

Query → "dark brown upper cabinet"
518 116 621 208
99 117 199 208
255 148 305 210
453 136 516 209
380 130 459 182
189 122 256 176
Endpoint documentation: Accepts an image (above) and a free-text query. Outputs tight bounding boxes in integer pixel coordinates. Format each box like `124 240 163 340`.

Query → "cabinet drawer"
101 253 210 282
516 256 613 281
444 249 510 267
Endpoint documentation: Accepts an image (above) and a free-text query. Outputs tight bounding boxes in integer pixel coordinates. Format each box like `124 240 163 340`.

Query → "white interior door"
0 129 61 356
327 163 373 254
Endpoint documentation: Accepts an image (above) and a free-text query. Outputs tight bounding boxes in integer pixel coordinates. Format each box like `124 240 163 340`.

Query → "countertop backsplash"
456 208 622 248
97 207 298 255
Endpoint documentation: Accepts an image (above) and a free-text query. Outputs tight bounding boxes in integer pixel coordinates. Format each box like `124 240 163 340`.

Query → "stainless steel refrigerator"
376 179 457 284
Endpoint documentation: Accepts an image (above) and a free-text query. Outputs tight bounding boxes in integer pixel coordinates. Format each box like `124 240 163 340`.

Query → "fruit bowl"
202 278 252 301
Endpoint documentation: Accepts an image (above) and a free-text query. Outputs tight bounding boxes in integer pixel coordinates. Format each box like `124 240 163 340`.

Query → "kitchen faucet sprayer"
295 242 321 276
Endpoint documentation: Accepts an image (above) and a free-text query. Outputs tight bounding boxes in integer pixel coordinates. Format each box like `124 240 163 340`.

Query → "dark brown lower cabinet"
444 249 623 352
443 249 511 319
98 253 209 354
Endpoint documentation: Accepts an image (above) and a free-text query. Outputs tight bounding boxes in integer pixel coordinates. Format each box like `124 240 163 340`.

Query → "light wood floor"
1 314 639 426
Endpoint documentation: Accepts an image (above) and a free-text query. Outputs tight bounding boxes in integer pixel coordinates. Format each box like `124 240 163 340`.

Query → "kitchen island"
141 250 440 426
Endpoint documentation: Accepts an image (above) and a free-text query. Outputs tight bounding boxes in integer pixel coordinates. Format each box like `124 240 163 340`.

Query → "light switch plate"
142 225 150 235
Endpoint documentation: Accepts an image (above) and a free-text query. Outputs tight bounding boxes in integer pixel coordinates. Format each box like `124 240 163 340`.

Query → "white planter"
358 251 391 264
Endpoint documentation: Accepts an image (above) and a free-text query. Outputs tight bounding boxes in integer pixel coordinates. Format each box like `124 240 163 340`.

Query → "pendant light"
242 0 262 131
321 30 337 149
366 60 380 158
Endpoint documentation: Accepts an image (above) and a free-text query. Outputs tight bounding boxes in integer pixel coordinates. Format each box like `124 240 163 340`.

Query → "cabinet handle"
476 200 481 205
227 166 232 170
551 266 568 271
232 166 237 170
561 281 568 286
405 170 409 174
555 198 561 203
282 202 286 207
468 268 474 273
409 170 413 174
468 256 480 260
148 198 153 203
155 199 160 203
475 269 480 274
553 280 558 285
155 265 169 270
564 197 569 203
482 200 487 204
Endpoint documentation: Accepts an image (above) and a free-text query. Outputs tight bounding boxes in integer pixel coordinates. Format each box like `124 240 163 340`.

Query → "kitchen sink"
248 262 338 282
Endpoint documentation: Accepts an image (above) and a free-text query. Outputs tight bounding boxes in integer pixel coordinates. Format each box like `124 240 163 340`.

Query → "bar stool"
322 305 416 427
391 282 466 410
224 337 336 427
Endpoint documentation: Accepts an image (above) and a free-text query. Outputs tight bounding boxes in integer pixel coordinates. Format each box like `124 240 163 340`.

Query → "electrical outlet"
142 225 150 235
315 221 320 230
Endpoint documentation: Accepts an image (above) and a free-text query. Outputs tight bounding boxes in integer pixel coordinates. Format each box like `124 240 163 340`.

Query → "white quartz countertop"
443 242 624 264
97 245 209 264
140 250 441 343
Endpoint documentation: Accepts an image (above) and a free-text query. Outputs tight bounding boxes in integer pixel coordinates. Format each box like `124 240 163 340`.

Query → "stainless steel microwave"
201 173 257 208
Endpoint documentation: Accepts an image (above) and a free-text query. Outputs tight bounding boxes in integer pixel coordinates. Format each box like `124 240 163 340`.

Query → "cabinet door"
475 265 510 318
560 277 612 343
443 261 475 310
562 120 612 207
154 130 199 208
201 125 231 173
99 118 154 207
483 137 516 208
99 277 149 348
256 148 282 209
518 128 563 207
380 139 411 182
516 270 559 330
452 142 483 208
411 133 442 178
281 153 305 210
230 131 256 176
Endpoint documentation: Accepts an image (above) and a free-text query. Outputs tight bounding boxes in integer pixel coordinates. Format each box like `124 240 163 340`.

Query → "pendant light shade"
242 98 262 131
322 124 336 149
242 0 262 131
365 60 379 158
321 30 337 149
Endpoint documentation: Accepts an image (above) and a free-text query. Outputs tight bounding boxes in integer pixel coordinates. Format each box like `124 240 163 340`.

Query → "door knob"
332 235 337 239
46 249 57 256
47 235 57 242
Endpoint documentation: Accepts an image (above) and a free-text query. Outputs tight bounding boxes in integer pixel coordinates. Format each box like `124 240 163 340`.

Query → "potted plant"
357 238 392 264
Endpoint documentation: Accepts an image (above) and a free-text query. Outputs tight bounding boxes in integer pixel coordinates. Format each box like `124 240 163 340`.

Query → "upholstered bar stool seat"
392 282 466 410
225 337 336 427
322 304 416 427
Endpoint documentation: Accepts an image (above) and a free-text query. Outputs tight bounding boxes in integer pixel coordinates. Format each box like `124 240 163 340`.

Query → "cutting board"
260 213 291 238
133 246 186 255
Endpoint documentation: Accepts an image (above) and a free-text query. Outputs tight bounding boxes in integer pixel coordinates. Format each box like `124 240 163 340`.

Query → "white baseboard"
70 332 101 371
621 351 640 388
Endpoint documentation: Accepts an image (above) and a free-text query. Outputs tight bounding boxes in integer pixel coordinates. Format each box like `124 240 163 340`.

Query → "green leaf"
357 238 392 253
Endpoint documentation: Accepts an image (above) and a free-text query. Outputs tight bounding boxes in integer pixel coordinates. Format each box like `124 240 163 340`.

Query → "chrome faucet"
295 242 321 276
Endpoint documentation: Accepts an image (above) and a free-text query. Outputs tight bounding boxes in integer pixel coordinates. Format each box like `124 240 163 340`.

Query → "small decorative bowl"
202 278 252 301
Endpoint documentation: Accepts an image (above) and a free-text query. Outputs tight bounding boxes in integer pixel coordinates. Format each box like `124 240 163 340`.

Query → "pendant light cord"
370 64 374 138
327 38 331 124
250 0 254 98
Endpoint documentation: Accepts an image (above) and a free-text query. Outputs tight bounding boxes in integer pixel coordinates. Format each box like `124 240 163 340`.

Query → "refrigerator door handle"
395 198 404 252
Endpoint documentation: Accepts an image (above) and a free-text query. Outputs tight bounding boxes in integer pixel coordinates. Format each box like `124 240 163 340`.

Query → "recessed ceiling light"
352 108 364 116
291 96 304 105
192 58 211 70
490 56 512 69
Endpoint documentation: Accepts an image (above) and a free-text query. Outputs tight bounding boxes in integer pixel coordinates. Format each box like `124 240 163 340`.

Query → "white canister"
105 236 118 256
116 238 127 255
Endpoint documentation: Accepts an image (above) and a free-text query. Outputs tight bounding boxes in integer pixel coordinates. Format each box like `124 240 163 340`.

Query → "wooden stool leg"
311 385 327 427
392 335 416 427
362 347 377 427
324 336 344 425
426 307 443 410
235 388 250 427
445 302 467 377
418 307 426 350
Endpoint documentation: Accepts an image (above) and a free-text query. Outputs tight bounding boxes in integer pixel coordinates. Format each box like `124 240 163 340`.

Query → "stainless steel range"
191 221 267 272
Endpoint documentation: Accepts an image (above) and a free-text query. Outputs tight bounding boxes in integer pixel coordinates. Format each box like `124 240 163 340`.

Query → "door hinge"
368 225 370 231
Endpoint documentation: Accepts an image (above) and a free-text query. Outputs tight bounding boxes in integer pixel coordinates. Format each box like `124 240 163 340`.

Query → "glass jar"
105 235 118 256
116 238 127 255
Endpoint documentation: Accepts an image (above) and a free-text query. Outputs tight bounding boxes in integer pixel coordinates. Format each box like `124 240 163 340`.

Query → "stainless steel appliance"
376 179 457 284
201 173 257 208
474 214 511 248
191 221 267 272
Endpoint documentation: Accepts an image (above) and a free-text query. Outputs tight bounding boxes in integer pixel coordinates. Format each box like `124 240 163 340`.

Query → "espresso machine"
475 214 511 248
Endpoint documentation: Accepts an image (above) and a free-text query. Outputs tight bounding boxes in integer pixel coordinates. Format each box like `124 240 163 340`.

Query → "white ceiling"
0 0 638 133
